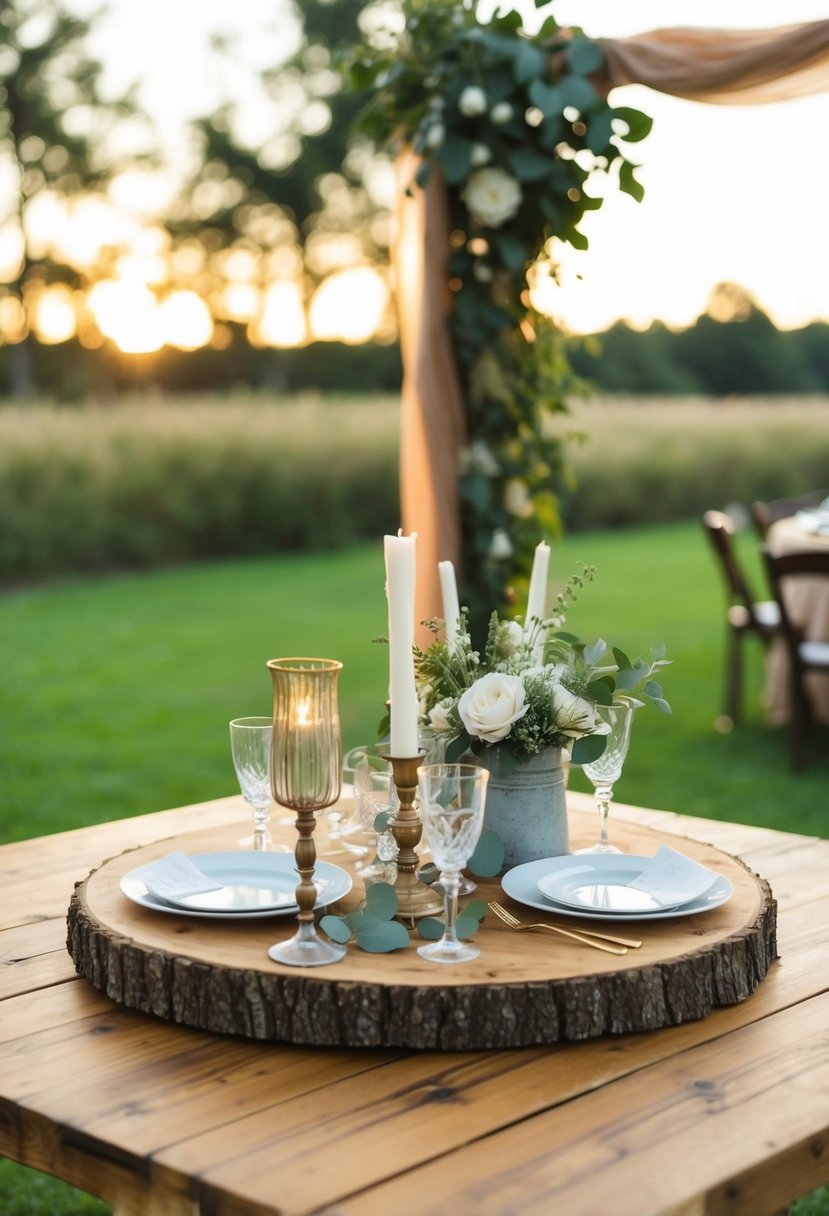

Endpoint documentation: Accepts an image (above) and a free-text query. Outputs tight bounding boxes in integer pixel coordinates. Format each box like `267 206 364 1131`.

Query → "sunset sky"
55 0 829 341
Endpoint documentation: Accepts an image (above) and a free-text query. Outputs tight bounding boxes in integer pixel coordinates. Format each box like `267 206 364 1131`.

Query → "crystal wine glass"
229 717 273 850
416 763 489 964
577 700 641 855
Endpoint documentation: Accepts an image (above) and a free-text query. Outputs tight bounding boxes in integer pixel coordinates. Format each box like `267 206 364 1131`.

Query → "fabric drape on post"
598 20 829 104
392 150 467 642
393 20 829 626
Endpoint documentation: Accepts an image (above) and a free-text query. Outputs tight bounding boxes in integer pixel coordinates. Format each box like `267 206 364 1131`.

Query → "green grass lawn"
1 521 827 1215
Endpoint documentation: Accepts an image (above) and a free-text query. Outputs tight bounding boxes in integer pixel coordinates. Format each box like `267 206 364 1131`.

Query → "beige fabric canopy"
392 21 829 636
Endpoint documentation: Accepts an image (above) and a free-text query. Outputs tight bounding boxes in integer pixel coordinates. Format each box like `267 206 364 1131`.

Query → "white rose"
490 101 514 124
470 142 491 167
489 528 513 559
425 122 445 149
428 698 455 733
461 167 523 229
459 86 487 117
553 685 612 739
458 672 528 743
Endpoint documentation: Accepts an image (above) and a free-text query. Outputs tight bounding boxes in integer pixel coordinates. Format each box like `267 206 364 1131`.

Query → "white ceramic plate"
121 852 352 920
502 856 733 923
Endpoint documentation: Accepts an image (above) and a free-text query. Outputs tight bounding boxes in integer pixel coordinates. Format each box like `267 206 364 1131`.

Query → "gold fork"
488 901 641 955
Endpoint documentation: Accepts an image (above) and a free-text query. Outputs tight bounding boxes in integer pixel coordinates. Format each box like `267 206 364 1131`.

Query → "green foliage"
417 897 488 941
320 881 410 952
344 0 652 630
415 570 670 764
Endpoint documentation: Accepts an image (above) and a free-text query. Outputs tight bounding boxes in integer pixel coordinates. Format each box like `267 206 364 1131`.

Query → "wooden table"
765 514 829 725
3 792 829 1216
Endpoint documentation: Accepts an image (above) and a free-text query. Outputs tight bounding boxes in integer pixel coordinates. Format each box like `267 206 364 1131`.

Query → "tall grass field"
1 392 828 582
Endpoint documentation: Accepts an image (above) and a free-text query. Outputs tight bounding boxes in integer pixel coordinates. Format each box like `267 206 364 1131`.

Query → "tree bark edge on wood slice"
66 832 777 1050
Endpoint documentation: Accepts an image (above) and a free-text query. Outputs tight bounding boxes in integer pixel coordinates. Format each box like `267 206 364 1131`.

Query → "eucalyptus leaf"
612 105 654 143
559 74 598 113
619 159 645 202
373 809 394 833
527 79 564 118
567 36 605 76
613 647 633 672
454 914 483 940
417 917 446 941
467 828 505 877
365 881 398 920
437 133 474 185
651 697 672 715
507 147 553 183
354 919 411 953
320 915 352 944
513 40 547 84
494 231 528 271
445 731 473 763
571 733 607 765
463 899 489 923
417 862 440 885
585 678 613 706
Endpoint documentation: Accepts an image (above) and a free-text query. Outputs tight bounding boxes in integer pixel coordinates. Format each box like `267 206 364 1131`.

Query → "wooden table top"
2 792 829 1216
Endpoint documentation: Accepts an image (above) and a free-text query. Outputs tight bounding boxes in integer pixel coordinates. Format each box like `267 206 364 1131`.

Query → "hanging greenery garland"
346 0 652 632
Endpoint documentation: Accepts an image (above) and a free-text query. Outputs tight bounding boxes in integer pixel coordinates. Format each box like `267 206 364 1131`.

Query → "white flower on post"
489 528 513 559
459 86 487 117
461 439 500 477
425 122 445 149
490 101 514 124
470 142 491 167
552 685 612 739
461 167 523 229
458 672 529 743
504 478 532 518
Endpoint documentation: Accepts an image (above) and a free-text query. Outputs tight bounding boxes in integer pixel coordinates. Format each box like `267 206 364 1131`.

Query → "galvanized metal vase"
480 746 569 868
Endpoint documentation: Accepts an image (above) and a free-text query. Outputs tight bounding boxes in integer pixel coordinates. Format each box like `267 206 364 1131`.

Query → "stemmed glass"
416 763 489 964
577 700 641 855
229 717 273 850
266 657 346 968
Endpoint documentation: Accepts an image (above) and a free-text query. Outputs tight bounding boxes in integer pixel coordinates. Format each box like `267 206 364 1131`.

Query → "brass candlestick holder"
387 753 444 921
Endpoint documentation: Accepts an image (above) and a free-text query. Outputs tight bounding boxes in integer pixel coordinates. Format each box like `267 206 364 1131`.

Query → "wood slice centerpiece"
66 808 777 1050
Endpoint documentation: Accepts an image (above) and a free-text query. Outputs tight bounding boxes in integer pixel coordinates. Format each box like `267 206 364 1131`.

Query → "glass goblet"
266 657 345 968
577 700 641 855
229 717 273 850
346 746 399 881
416 763 489 964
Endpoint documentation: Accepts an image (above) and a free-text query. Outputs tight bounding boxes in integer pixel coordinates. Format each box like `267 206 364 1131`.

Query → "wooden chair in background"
750 490 826 539
702 510 781 724
762 547 829 770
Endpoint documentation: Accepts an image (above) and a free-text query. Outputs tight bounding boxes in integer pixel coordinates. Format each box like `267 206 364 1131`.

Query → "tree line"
569 284 829 397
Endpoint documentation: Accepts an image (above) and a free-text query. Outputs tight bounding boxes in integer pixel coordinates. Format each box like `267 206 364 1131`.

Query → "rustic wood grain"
66 809 777 1049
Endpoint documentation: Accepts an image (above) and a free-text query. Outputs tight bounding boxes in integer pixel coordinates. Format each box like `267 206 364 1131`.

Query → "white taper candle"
384 533 419 756
438 560 461 644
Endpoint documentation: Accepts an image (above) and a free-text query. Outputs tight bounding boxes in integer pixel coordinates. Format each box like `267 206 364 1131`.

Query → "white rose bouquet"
414 567 670 769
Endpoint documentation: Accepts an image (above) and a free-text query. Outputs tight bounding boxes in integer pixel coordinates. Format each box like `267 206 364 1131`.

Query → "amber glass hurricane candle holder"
266 657 345 967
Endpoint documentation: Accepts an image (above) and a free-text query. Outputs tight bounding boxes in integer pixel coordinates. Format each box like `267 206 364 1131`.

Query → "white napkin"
141 851 224 903
627 845 719 908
